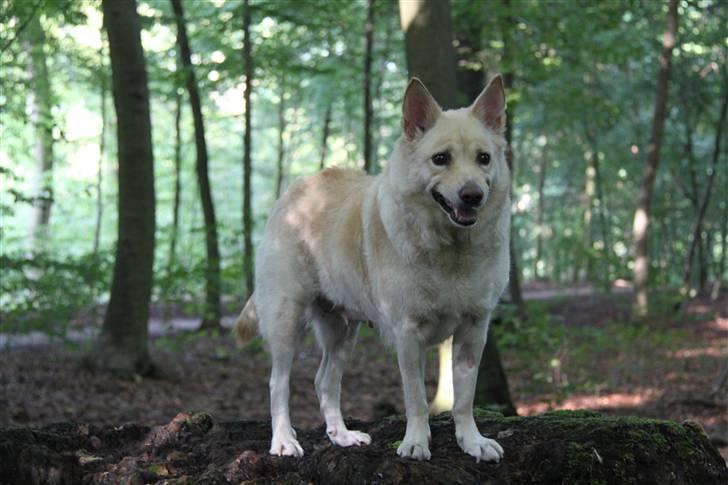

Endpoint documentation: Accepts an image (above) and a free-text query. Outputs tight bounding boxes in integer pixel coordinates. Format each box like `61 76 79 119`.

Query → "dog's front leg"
452 316 504 463
394 322 431 460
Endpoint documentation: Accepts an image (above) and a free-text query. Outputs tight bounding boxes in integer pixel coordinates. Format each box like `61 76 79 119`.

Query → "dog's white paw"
269 436 304 457
327 427 372 447
458 435 503 463
397 440 431 460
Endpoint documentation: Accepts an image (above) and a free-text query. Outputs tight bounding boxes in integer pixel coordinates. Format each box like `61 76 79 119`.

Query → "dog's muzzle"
431 188 481 227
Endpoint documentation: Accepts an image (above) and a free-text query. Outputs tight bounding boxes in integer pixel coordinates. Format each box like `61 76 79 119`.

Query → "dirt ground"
1 290 726 460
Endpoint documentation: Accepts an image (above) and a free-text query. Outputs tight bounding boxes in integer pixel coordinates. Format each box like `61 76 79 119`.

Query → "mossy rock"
1 410 725 484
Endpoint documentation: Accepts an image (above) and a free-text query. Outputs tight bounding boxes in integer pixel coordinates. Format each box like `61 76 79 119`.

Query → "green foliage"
0 0 726 335
0 251 112 336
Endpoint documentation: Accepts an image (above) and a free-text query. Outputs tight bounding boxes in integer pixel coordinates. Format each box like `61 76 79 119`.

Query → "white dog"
234 75 510 462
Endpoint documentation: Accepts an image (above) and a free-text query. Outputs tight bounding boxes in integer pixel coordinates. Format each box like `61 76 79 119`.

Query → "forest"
0 0 727 482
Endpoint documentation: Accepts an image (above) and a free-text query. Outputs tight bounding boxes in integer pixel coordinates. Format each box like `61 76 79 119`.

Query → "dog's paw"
458 435 503 463
396 440 431 461
327 427 372 447
269 436 304 457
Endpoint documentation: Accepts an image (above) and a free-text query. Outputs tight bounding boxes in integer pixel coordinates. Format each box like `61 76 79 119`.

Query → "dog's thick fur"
234 76 510 462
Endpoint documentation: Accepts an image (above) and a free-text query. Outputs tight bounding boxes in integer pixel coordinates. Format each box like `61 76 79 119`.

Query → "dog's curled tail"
233 295 258 346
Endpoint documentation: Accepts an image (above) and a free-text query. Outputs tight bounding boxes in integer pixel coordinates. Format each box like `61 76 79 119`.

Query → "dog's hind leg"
312 309 371 448
263 299 305 457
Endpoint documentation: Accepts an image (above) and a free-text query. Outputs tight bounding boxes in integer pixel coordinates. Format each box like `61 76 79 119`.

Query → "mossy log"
1 410 725 484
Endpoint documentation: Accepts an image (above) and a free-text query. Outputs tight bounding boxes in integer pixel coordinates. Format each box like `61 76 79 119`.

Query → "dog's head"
394 76 509 228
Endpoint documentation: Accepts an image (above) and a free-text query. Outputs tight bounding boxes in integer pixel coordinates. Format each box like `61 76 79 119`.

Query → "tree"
171 0 222 330
631 0 679 317
242 0 254 298
22 11 55 248
89 0 155 375
681 69 727 298
362 0 375 174
93 42 107 255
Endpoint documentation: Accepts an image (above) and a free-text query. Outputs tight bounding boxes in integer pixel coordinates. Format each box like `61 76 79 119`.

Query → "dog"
234 75 510 462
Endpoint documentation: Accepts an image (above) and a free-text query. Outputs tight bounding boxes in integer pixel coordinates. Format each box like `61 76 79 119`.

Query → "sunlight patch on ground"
518 389 660 415
669 346 727 359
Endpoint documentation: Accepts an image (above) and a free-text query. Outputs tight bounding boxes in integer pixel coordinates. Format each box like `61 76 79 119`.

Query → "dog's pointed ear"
471 74 506 134
402 78 441 141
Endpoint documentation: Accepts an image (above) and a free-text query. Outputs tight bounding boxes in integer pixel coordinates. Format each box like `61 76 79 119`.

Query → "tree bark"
319 104 332 170
681 75 727 297
93 43 107 255
90 0 155 375
398 0 458 109
163 89 183 323
535 149 546 280
275 88 286 198
631 0 678 318
171 0 222 330
23 12 54 248
242 0 254 298
362 0 375 174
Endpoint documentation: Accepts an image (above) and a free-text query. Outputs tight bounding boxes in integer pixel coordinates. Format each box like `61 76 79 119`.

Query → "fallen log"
1 410 725 484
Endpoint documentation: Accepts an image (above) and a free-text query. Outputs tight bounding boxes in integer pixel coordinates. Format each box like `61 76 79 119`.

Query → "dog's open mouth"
431 189 477 227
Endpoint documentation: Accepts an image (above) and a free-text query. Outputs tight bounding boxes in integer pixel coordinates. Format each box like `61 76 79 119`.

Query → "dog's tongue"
452 207 477 226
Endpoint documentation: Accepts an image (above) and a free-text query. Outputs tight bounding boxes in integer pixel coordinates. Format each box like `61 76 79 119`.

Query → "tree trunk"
93 43 107 255
23 12 54 248
163 89 183 323
398 0 458 109
242 0 254 298
363 0 375 174
475 325 517 416
319 103 332 170
681 76 727 297
535 149 546 280
275 89 286 198
90 0 155 375
631 0 678 318
171 0 221 330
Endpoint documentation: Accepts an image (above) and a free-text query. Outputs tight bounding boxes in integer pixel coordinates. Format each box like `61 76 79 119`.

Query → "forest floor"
1 287 726 462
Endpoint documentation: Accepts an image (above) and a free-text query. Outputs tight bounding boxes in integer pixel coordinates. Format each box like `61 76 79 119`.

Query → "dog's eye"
432 152 451 166
477 152 491 166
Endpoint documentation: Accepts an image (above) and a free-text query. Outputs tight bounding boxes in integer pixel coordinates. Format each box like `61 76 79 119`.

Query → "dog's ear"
471 75 506 134
402 78 441 141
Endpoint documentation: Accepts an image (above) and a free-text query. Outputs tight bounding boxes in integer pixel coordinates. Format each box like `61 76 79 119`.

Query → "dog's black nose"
458 183 484 207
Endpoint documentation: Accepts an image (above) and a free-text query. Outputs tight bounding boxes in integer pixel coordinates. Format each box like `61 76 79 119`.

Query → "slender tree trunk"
681 74 727 297
90 0 155 375
712 201 727 300
371 18 392 171
631 0 678 318
319 104 332 170
242 0 254 298
93 43 107 255
171 0 221 330
584 130 612 291
535 150 546 280
501 0 527 320
363 0 375 174
275 88 286 198
23 12 54 248
164 89 183 323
